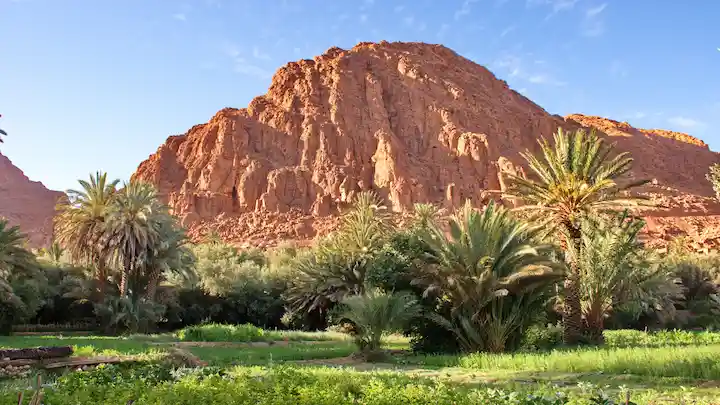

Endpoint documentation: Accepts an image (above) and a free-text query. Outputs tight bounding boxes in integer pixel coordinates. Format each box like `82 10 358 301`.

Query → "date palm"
417 200 564 352
55 172 119 300
503 127 647 344
0 219 35 277
579 211 680 342
104 181 163 298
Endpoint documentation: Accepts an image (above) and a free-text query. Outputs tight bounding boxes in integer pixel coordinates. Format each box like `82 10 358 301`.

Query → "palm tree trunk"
562 221 583 345
145 272 159 301
119 257 131 297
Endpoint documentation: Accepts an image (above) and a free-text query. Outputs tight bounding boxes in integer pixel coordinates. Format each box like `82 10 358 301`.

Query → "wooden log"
0 359 38 367
42 356 136 369
0 346 73 361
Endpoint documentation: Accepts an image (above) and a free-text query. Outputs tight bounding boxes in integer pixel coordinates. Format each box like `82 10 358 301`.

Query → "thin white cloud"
582 3 607 36
500 25 515 38
252 46 270 61
233 58 272 79
454 0 479 21
359 14 368 23
172 13 187 21
493 52 566 86
668 116 705 130
394 5 405 12
436 23 450 40
527 0 579 20
528 74 566 86
403 15 415 27
586 3 607 17
418 22 427 32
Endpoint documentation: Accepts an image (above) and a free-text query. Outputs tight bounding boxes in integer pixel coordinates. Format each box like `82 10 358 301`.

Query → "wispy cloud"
454 0 479 21
403 15 415 27
436 23 450 40
394 5 405 13
668 116 705 130
359 14 368 23
252 46 270 61
527 74 566 86
527 0 579 19
586 3 607 16
222 43 272 79
493 52 566 86
500 25 516 38
609 60 628 77
360 0 375 10
581 3 607 36
233 58 273 79
172 13 187 21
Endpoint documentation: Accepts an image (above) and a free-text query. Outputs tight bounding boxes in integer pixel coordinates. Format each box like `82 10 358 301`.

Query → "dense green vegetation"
2 128 720 403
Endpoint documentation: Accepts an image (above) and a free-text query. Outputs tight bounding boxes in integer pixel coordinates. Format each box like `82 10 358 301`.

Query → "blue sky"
1 0 718 191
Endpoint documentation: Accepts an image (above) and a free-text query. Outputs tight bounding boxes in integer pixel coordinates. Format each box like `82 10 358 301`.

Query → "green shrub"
520 324 563 351
177 323 266 342
604 329 720 347
14 366 576 404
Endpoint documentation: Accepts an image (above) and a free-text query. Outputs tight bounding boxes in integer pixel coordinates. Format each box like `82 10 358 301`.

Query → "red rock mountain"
133 41 720 248
0 151 63 248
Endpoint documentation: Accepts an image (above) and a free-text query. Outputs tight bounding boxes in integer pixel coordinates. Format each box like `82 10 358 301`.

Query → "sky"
1 0 719 192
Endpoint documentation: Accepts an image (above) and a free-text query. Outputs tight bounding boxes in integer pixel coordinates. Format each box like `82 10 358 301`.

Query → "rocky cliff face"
134 41 720 248
0 152 63 248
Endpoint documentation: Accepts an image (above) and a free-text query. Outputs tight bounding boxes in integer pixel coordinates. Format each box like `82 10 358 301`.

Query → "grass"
401 344 720 379
2 329 720 403
189 342 358 366
176 323 351 343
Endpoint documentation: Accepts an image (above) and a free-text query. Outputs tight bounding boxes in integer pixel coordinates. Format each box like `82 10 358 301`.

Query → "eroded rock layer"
133 41 720 249
0 152 63 248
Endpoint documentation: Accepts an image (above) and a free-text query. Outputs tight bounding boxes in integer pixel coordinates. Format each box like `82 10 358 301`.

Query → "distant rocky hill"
0 151 62 248
132 41 720 250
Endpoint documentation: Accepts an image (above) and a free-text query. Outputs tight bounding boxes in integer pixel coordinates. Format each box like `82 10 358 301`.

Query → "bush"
520 324 563 351
177 323 265 342
13 365 578 404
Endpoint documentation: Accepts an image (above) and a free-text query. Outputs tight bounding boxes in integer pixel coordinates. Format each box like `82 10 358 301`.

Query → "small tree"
340 289 420 360
706 163 720 200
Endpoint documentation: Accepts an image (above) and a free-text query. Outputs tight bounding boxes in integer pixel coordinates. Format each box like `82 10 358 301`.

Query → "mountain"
133 41 720 249
0 151 63 248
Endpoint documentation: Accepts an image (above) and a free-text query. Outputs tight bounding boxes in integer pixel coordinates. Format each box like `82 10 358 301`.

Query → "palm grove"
1 128 719 356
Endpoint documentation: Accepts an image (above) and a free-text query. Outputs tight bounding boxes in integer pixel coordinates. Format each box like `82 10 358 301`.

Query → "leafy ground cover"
2 330 720 404
176 323 350 343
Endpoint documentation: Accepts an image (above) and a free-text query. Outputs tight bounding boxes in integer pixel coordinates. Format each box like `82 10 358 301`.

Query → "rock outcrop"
133 41 720 249
0 152 63 248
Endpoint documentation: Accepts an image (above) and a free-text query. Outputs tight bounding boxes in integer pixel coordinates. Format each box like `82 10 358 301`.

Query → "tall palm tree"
55 172 119 300
104 181 163 298
503 127 647 344
142 216 194 300
417 200 564 352
0 219 35 277
578 211 680 342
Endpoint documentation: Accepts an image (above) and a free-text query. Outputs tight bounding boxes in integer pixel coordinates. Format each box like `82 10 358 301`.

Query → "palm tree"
285 191 394 318
104 181 163 298
0 219 35 277
417 200 564 352
0 219 37 335
143 216 194 300
503 127 647 344
340 289 420 359
39 241 66 266
578 211 680 342
55 172 119 300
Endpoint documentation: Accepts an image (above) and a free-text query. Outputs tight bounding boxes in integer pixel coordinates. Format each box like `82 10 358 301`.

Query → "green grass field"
2 329 720 404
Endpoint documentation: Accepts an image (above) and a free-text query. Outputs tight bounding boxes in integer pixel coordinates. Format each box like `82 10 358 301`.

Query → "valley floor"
1 331 719 404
